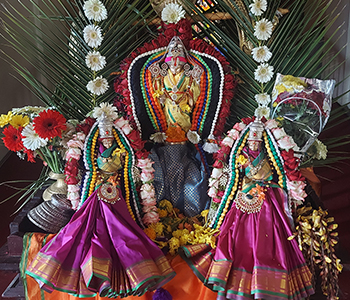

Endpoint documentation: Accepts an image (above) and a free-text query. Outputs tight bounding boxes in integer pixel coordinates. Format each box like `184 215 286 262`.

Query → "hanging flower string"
250 0 275 119
83 0 109 104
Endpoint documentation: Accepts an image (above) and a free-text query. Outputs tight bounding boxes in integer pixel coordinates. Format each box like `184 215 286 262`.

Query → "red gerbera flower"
2 125 24 152
33 110 67 139
24 148 35 163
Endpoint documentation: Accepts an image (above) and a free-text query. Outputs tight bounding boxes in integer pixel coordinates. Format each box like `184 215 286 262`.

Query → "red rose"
177 19 192 34
136 149 150 159
242 117 255 125
164 28 177 39
213 160 224 168
287 169 304 181
127 130 145 150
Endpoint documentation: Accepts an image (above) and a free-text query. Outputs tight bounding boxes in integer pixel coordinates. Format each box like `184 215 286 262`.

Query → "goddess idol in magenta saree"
26 114 175 298
180 119 314 300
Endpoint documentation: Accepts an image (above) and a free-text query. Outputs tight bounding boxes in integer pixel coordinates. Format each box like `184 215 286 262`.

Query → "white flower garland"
83 0 109 97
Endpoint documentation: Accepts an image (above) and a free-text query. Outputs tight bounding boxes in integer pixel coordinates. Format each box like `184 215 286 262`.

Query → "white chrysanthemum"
249 0 267 16
187 130 201 144
251 46 272 63
83 0 107 22
254 63 274 83
314 139 328 160
150 132 167 143
83 25 103 48
254 93 271 106
85 51 106 71
22 123 48 150
93 103 118 121
161 3 186 24
254 106 270 119
86 76 109 95
254 18 273 41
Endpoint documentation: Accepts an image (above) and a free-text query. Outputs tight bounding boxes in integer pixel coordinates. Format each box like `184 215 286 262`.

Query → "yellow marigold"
172 229 189 239
149 222 164 236
169 237 180 256
237 154 247 166
144 227 156 240
159 199 173 213
158 209 168 218
0 111 13 128
201 210 209 218
9 114 30 129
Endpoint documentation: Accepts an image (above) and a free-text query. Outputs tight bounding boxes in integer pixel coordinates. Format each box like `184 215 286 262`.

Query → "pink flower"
141 197 157 206
67 139 84 149
68 184 80 193
140 183 155 199
140 171 154 182
213 198 222 203
69 199 80 210
227 128 240 140
221 136 234 147
211 168 223 179
208 186 217 197
142 205 157 213
65 148 82 160
217 190 225 197
137 158 154 169
233 122 246 132
115 117 133 135
75 132 86 141
278 136 297 150
271 127 287 140
265 119 279 130
142 211 160 225
287 180 307 202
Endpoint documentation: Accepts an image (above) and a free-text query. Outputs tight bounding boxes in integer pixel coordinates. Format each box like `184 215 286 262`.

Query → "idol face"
247 140 261 151
102 138 113 149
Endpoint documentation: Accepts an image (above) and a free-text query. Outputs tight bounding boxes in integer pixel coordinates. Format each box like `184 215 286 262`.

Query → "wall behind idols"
324 0 350 106
0 2 44 161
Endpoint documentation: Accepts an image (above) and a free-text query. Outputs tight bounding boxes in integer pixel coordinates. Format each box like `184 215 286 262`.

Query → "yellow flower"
144 227 156 240
179 102 191 113
237 154 247 166
149 222 164 236
9 114 30 129
201 210 209 218
169 237 180 256
158 209 168 218
159 199 173 213
0 111 13 127
153 89 164 98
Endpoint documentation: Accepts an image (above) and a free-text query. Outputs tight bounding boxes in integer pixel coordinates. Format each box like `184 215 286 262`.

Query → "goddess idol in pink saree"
180 119 314 300
26 113 175 298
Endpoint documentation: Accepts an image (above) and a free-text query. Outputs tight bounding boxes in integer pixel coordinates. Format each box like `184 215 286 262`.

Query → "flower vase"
42 171 68 201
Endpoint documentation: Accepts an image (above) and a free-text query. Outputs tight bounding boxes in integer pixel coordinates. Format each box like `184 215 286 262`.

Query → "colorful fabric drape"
180 149 315 300
21 232 218 300
25 188 175 298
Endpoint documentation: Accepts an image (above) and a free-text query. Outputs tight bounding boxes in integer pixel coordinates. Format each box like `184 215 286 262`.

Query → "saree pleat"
26 189 175 298
181 187 314 300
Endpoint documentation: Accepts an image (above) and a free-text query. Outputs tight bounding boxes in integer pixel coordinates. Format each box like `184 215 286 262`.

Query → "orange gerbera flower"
2 125 23 152
33 110 67 139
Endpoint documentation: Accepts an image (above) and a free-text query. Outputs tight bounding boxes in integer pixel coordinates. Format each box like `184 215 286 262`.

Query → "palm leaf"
0 0 156 120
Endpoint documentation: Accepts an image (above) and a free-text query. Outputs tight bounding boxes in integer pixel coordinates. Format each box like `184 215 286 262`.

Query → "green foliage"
0 0 156 120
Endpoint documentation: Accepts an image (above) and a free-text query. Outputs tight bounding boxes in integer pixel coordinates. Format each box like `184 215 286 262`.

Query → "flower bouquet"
1 106 67 173
271 74 335 152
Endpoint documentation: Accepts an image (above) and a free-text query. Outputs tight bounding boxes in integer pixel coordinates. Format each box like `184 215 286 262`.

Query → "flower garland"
114 5 236 142
208 117 307 229
249 0 276 119
82 0 109 102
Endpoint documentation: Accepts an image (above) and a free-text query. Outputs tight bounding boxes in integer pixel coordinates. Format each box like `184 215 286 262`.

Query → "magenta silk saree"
180 149 314 300
26 188 175 298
